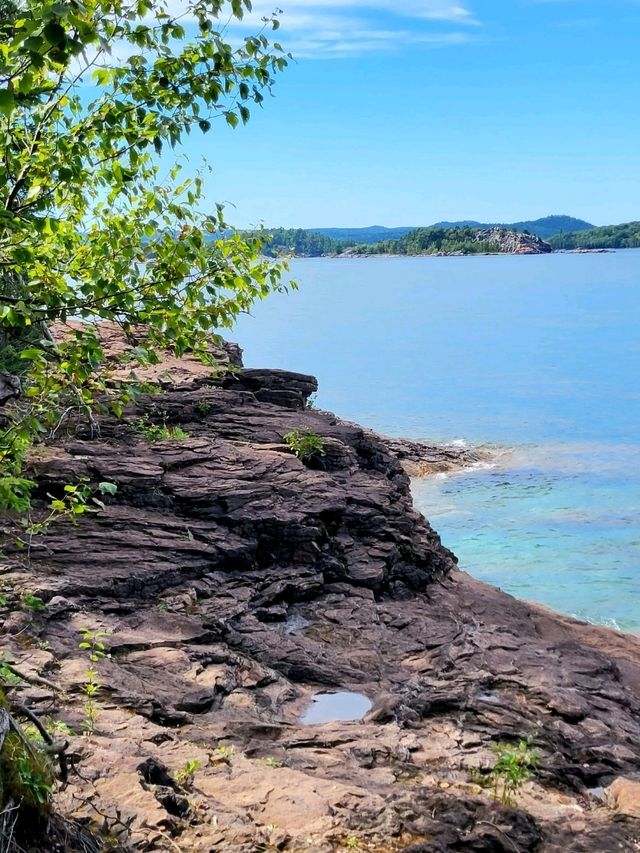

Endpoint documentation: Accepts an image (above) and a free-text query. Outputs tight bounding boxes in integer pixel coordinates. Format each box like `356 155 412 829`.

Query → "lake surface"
233 253 640 632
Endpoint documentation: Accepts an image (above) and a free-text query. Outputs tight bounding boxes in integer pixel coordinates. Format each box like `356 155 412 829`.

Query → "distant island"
245 215 640 257
303 215 594 245
345 226 552 256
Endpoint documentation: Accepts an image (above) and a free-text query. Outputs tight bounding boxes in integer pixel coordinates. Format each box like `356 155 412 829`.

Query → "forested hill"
358 226 500 255
353 226 552 256
549 221 640 249
312 216 593 242
244 228 348 257
307 225 415 243
507 215 594 237
434 215 594 239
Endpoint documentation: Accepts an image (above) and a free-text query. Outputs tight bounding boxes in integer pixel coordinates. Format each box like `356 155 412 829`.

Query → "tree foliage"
247 227 349 257
360 226 500 256
0 0 290 491
549 221 640 250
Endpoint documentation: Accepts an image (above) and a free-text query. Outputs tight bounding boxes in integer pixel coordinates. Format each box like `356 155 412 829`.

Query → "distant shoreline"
287 247 619 259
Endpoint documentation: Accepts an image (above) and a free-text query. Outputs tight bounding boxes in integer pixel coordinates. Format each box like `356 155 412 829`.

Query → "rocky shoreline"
2 342 640 852
381 435 496 477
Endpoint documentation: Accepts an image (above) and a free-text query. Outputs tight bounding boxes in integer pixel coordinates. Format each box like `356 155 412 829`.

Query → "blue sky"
178 0 640 228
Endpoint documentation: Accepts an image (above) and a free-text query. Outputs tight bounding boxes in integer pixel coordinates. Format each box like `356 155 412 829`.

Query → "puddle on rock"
301 691 372 725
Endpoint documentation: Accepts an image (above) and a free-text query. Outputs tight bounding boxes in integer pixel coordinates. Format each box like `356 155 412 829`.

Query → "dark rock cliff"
1 348 640 852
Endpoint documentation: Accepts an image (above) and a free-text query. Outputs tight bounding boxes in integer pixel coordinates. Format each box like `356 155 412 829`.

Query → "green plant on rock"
0 683 56 817
283 429 325 462
0 658 23 688
133 416 190 442
20 593 45 612
0 730 55 810
174 758 202 787
256 756 283 768
487 735 540 805
211 744 234 765
0 476 35 513
78 628 108 735
45 719 74 738
10 481 117 567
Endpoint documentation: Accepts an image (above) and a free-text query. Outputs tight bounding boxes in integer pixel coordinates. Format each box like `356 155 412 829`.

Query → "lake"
233 252 640 632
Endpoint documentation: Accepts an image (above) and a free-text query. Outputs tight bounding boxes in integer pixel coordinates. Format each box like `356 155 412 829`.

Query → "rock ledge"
1 341 639 852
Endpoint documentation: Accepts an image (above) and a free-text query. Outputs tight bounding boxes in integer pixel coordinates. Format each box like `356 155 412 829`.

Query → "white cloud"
247 1 476 23
222 0 480 58
159 1 479 58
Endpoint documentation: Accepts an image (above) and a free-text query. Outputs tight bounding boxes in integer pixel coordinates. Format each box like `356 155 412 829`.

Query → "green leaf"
19 348 43 359
43 21 67 46
0 89 15 116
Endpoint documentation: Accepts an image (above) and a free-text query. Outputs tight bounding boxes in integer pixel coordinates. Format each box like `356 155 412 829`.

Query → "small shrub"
0 660 22 687
0 476 35 513
487 735 540 805
0 686 55 815
175 758 202 787
46 719 75 737
22 479 114 541
256 756 283 768
134 416 189 442
282 428 325 461
0 731 54 810
211 744 234 765
78 628 108 734
21 593 45 612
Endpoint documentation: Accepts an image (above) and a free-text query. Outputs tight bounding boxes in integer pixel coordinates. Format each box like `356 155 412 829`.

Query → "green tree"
0 0 290 497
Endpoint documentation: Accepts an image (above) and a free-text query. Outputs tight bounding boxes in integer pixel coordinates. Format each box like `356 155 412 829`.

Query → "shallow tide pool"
301 692 372 725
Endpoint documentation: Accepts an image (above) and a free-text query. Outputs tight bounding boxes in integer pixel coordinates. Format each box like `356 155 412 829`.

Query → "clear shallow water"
233 253 640 632
301 691 372 725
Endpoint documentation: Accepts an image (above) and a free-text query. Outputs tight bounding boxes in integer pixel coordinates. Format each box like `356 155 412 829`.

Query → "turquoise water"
233 253 640 632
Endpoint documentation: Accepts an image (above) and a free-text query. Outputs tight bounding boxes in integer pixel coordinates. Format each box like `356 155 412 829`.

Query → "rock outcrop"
1 340 640 851
381 435 495 476
475 228 553 254
0 372 20 407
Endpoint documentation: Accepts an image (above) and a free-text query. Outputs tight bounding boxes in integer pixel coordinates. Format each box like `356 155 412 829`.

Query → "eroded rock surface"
475 227 553 254
382 435 496 476
1 347 640 852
